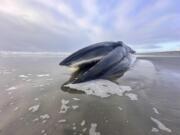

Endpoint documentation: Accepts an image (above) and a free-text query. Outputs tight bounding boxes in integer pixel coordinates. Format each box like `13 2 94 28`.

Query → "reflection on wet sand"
0 56 180 135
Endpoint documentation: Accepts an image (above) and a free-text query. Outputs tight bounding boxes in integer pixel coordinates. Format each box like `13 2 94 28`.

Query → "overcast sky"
0 0 180 52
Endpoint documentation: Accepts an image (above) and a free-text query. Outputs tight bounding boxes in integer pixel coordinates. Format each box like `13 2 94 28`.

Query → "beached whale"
60 41 136 83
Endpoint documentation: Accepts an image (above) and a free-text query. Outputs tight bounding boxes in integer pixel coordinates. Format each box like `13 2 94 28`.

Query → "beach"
0 54 180 135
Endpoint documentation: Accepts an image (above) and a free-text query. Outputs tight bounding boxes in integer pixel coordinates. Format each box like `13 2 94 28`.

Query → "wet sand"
0 55 180 135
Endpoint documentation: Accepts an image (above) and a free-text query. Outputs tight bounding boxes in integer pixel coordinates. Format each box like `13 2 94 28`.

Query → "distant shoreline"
0 51 70 57
1 51 180 57
137 51 180 55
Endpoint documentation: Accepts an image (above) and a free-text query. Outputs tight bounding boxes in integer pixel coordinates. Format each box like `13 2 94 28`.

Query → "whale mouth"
68 59 100 83
60 41 136 83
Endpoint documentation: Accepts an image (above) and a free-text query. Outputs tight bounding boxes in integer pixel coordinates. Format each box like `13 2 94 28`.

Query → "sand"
0 54 180 135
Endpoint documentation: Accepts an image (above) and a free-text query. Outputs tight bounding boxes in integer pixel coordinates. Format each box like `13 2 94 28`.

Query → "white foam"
14 107 19 111
151 127 159 132
37 74 50 77
65 79 132 98
80 120 86 126
40 114 50 119
72 105 79 110
41 130 45 134
19 75 28 78
28 104 40 112
125 93 138 100
41 130 47 135
89 123 101 135
118 106 123 111
6 86 17 91
72 98 80 101
119 86 132 92
153 107 160 114
32 118 39 122
150 117 172 133
39 84 45 87
72 126 77 130
58 119 66 123
59 99 70 113
34 98 39 101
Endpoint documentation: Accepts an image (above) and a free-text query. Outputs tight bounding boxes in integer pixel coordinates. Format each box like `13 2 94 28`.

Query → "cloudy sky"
0 0 180 52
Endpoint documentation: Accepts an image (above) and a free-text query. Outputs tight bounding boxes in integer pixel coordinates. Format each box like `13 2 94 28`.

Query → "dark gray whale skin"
60 41 135 83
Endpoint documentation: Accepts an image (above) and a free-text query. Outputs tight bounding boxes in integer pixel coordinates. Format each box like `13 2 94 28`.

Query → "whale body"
60 41 136 83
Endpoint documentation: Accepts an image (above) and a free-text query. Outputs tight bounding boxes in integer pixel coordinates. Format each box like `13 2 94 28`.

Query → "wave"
0 51 70 57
